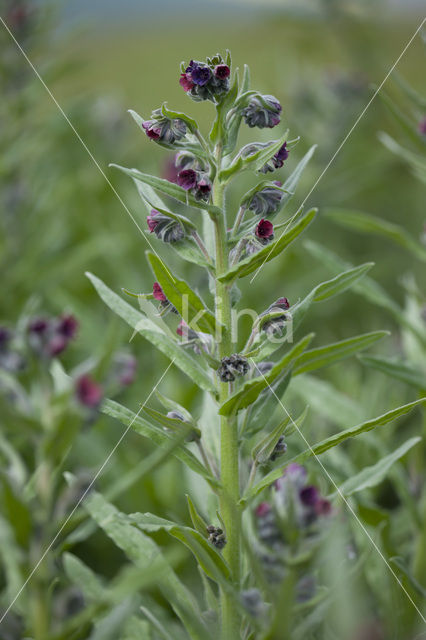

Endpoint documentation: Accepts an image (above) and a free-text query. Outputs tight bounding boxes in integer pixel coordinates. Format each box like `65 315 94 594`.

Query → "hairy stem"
213 143 241 639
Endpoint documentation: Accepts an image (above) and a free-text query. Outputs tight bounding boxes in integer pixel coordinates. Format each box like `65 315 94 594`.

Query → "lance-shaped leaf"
311 262 374 301
280 145 317 208
337 437 422 497
218 208 317 283
146 252 217 335
325 209 426 262
186 495 209 538
359 354 426 390
142 406 201 440
129 513 231 587
243 398 425 503
292 331 389 376
219 334 314 416
86 272 215 393
81 490 209 640
102 399 218 487
111 164 221 217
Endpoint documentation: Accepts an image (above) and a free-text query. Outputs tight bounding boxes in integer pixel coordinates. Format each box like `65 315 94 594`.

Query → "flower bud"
28 318 49 335
166 410 186 421
261 297 290 336
57 314 79 339
217 354 249 382
142 109 187 145
242 95 282 129
206 525 227 549
177 169 212 202
147 209 185 243
247 182 283 216
176 321 198 341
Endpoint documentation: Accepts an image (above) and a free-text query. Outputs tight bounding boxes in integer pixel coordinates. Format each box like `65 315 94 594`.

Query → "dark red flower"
299 485 320 507
275 297 290 310
152 282 167 302
215 64 230 79
255 218 274 240
76 375 103 408
142 121 161 140
315 498 332 516
28 318 49 334
57 314 79 339
177 169 198 191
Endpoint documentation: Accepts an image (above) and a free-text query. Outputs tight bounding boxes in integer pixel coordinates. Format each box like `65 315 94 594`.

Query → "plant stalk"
213 143 241 639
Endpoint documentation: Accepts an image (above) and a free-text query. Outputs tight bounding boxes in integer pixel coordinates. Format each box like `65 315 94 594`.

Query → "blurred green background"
1 0 425 634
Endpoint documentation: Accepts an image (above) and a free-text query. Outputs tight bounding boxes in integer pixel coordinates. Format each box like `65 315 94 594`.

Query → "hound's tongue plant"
86 51 425 639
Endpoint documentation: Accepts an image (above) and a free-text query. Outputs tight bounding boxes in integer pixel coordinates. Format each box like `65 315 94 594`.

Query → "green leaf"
146 252 217 334
293 331 389 376
129 513 231 586
142 405 201 439
377 90 423 147
251 416 291 464
311 262 374 301
186 494 209 537
219 133 289 182
132 177 196 231
325 209 426 262
297 398 425 460
218 208 317 283
82 490 208 640
359 354 426 390
171 237 212 269
280 145 316 208
86 272 215 393
244 399 425 502
161 103 198 133
110 164 221 217
219 334 314 416
102 399 218 486
155 389 194 422
121 617 151 640
337 437 422 497
63 553 105 602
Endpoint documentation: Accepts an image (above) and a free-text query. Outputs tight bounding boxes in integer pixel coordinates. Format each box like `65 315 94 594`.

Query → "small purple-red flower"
179 73 194 92
152 282 167 302
57 314 79 339
75 375 103 408
177 169 198 191
215 64 230 79
255 218 274 241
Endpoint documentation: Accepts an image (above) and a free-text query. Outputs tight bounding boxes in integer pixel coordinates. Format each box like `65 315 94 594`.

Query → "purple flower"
176 321 198 341
193 176 212 201
247 182 283 216
299 485 320 507
47 334 68 357
187 61 212 87
242 95 282 129
0 327 12 351
255 218 274 242
259 142 290 174
177 169 198 191
28 317 49 335
57 314 79 339
418 117 426 136
142 121 161 140
180 56 230 102
76 375 103 408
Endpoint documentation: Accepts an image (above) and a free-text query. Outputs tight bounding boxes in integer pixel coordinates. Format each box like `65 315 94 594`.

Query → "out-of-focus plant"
78 52 426 639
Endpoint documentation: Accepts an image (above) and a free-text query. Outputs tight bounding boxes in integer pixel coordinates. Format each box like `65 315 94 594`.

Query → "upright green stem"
213 143 241 639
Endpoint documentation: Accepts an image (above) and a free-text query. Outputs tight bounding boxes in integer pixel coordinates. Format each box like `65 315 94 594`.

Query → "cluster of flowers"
255 463 332 585
147 209 185 243
142 108 187 145
242 141 289 174
179 55 231 102
0 313 137 410
217 354 249 382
